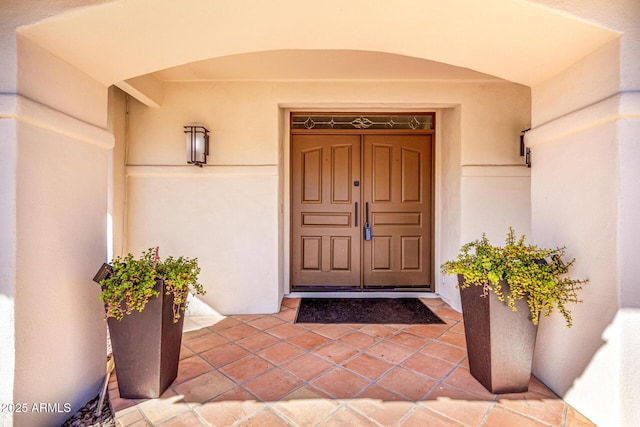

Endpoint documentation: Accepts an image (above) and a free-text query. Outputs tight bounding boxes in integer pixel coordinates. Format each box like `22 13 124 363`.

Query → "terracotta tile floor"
108 298 595 426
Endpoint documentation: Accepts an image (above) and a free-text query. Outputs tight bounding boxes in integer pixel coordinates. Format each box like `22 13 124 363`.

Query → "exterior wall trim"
526 91 640 147
462 165 531 177
126 165 278 177
0 94 113 149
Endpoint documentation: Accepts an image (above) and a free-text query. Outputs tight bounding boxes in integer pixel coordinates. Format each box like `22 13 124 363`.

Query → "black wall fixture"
184 124 209 167
521 128 531 167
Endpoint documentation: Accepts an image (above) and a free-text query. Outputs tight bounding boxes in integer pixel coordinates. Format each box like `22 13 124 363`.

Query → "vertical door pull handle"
364 202 372 240
355 202 358 227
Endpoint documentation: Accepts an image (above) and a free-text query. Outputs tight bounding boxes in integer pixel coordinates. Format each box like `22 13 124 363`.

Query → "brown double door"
291 133 433 290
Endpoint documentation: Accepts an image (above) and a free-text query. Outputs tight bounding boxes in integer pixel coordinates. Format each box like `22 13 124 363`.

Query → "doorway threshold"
286 291 441 299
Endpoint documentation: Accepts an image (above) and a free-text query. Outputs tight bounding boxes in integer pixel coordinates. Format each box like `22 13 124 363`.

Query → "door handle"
354 202 358 227
364 202 372 240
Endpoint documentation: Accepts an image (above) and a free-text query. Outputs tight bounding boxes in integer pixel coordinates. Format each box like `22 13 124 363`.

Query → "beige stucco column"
1 3 112 425
527 2 640 424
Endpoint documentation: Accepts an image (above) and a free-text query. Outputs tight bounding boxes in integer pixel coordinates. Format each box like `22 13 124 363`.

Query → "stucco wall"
124 80 531 314
0 0 111 94
14 112 110 427
2 27 113 426
461 166 531 243
529 35 639 426
17 35 108 128
0 115 17 427
0 94 112 427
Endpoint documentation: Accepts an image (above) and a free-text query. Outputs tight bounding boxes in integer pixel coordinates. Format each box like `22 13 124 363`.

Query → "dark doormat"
294 298 446 324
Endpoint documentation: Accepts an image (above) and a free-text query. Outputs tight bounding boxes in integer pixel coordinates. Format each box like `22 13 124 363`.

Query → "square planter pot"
458 275 538 394
94 264 185 399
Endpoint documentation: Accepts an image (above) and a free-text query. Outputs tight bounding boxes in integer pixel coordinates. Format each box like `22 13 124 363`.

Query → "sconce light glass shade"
184 125 209 167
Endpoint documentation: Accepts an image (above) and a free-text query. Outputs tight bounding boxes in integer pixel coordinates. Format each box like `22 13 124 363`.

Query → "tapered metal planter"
94 265 184 399
458 276 538 394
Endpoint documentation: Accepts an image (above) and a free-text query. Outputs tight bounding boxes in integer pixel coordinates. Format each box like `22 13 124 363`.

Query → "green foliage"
441 227 587 327
157 255 204 322
99 247 205 323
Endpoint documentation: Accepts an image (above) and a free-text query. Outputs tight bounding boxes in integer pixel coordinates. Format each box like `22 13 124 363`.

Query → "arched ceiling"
19 0 618 87
152 49 502 82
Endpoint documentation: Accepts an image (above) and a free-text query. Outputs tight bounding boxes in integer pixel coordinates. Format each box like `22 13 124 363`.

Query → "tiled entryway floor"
108 298 595 426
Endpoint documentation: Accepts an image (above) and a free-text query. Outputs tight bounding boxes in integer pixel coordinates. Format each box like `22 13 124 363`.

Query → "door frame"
284 111 437 293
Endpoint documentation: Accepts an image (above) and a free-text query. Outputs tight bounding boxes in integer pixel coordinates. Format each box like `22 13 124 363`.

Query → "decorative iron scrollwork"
292 114 433 130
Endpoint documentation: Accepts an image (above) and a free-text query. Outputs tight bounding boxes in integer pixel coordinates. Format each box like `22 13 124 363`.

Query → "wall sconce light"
184 124 209 167
520 128 531 168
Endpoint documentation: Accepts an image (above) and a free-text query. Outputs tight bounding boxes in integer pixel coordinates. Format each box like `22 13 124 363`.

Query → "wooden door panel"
372 144 392 202
302 237 321 270
363 134 432 287
291 134 361 287
330 237 352 270
372 212 422 226
302 213 350 226
401 236 421 270
401 147 422 202
301 148 322 202
332 145 352 203
371 236 392 270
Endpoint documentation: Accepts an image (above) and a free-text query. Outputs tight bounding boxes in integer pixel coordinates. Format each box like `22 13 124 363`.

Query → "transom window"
291 113 434 131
